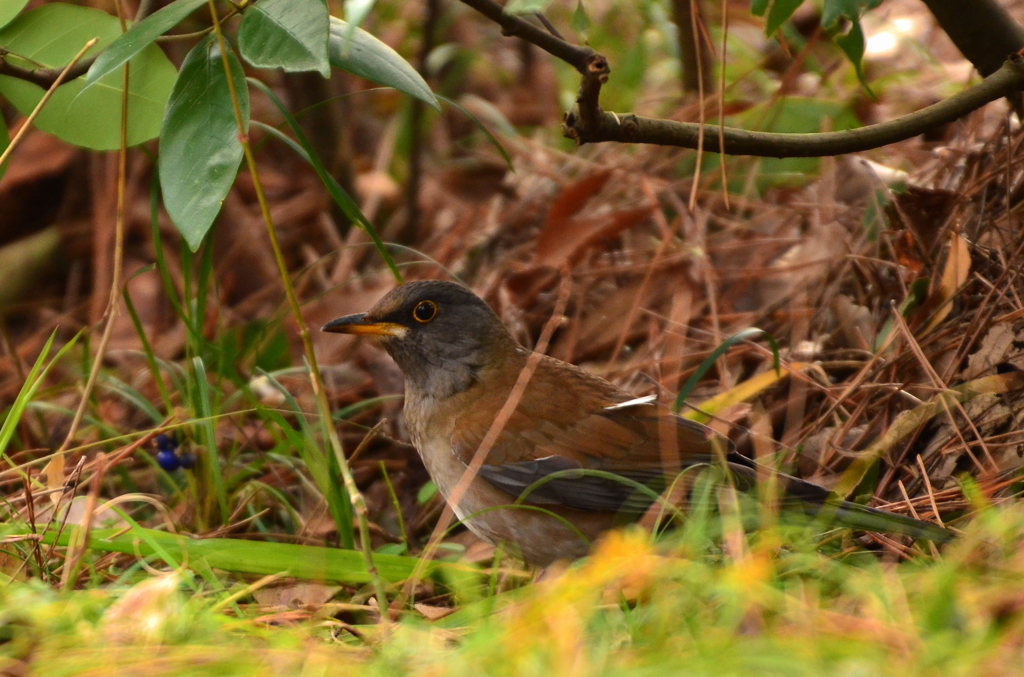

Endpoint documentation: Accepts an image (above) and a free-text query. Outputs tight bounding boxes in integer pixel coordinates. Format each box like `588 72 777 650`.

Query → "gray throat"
384 340 492 401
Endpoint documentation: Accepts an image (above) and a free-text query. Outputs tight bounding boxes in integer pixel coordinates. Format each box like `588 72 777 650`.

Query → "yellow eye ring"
413 300 438 323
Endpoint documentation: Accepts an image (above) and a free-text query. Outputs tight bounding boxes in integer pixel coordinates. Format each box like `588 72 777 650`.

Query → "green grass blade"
0 329 80 462
31 525 431 584
674 327 780 412
192 357 228 524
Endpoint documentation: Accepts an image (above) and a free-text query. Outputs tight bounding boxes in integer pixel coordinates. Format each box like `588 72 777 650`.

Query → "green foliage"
328 16 439 111
765 0 803 37
22 524 430 584
158 34 249 253
822 0 883 93
0 0 27 29
238 0 331 77
0 3 176 149
570 0 591 38
750 0 882 92
674 328 780 412
504 0 554 14
0 330 77 463
821 0 882 27
83 0 207 90
342 0 379 45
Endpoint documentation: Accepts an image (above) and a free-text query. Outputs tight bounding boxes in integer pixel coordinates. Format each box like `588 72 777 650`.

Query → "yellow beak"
321 313 408 338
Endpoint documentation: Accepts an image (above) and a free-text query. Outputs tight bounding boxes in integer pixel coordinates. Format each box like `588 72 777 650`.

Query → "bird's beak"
321 313 408 338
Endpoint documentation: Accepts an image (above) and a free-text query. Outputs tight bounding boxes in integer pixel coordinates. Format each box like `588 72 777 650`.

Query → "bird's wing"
449 356 731 513
447 357 953 542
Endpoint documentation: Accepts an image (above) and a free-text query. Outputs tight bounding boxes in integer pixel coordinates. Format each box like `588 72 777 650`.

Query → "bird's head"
322 280 520 398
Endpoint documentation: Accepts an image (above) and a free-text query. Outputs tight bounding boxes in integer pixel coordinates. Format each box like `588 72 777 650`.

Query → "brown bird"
323 280 951 565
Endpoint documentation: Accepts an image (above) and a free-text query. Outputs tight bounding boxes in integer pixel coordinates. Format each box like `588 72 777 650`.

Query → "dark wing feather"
454 389 731 514
475 455 670 513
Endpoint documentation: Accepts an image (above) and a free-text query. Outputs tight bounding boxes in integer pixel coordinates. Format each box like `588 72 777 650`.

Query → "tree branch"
461 0 1024 158
460 0 595 72
0 56 93 88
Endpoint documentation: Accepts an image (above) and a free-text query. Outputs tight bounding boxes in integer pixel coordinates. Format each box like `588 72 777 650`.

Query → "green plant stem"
57 37 125 454
206 0 390 622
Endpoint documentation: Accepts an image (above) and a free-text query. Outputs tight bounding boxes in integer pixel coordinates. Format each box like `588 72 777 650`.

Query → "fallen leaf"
253 582 342 609
919 232 970 336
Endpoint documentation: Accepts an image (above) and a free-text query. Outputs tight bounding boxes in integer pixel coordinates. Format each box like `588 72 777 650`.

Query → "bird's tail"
812 499 954 543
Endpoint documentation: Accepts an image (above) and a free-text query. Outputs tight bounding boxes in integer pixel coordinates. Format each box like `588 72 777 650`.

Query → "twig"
0 39 98 170
0 55 94 89
460 0 1024 157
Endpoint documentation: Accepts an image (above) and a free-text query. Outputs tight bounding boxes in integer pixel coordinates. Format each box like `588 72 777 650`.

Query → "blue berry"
155 434 174 451
177 452 197 470
157 449 180 472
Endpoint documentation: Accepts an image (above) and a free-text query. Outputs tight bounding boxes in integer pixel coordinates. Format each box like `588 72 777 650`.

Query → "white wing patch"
603 394 657 412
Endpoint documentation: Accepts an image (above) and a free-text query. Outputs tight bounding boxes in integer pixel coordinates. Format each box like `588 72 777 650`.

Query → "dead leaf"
414 602 455 621
535 207 654 269
919 232 970 336
252 582 342 609
546 170 612 223
964 323 1016 379
43 452 65 506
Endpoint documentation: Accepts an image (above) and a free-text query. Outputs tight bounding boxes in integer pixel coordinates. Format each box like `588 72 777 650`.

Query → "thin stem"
54 37 123 455
206 0 390 624
687 0 706 211
717 0 729 208
0 39 97 170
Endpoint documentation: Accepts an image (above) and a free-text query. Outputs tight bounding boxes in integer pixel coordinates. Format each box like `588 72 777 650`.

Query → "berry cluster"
155 433 196 472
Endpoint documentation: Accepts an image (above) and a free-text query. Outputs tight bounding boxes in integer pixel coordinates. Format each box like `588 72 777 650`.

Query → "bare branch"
461 0 1024 158
0 56 93 88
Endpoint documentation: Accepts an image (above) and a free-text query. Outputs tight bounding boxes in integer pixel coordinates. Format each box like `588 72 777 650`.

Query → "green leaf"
436 94 514 171
0 0 28 30
417 480 438 505
750 0 769 16
328 16 439 111
159 35 248 252
835 18 875 96
505 0 553 14
570 0 590 37
342 0 377 46
83 0 207 91
0 4 177 150
765 0 804 36
238 0 330 77
822 0 881 27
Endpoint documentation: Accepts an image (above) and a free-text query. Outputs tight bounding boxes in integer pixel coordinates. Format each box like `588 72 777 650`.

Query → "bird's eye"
413 300 438 323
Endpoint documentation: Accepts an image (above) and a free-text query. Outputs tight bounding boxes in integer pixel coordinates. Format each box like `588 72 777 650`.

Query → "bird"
322 280 952 565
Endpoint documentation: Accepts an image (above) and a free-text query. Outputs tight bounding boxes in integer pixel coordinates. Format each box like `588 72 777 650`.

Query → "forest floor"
4 0 1024 674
